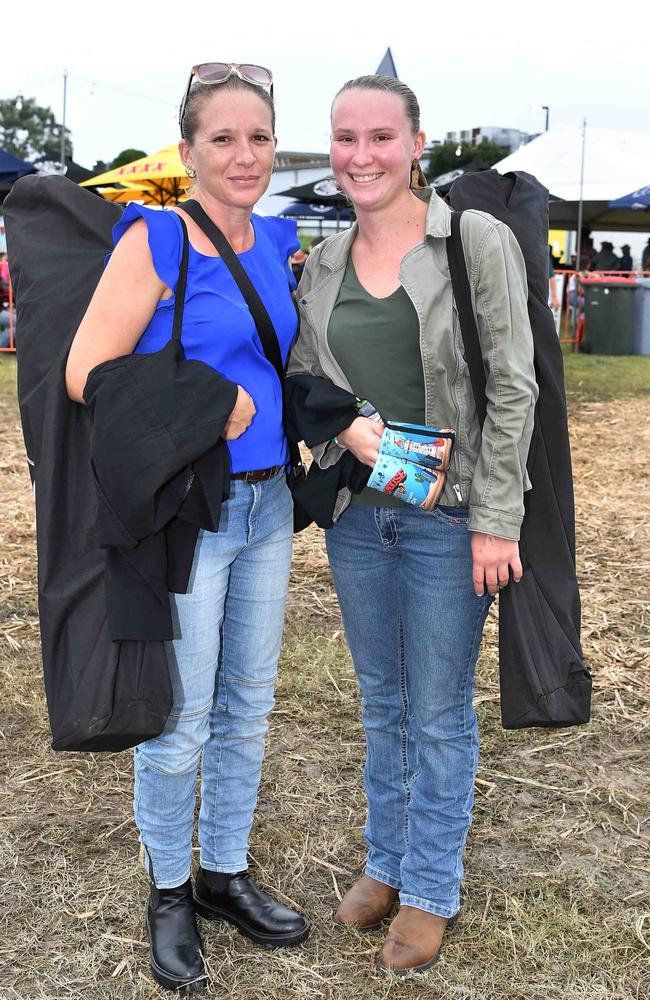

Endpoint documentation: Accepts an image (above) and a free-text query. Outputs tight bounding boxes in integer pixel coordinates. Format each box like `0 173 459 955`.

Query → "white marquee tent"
494 127 650 233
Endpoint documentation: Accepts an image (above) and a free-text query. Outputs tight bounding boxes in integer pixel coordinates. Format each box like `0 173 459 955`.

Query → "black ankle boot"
146 878 207 994
193 867 310 948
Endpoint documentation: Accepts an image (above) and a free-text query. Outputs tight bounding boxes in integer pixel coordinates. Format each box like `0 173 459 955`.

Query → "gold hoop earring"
185 165 196 179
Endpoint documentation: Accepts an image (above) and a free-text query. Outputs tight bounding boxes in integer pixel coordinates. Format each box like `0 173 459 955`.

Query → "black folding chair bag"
447 170 591 728
4 175 172 751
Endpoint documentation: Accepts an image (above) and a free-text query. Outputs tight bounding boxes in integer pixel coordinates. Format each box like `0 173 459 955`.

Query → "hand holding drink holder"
367 421 455 510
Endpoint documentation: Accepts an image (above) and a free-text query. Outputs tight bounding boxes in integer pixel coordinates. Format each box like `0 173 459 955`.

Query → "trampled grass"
0 351 648 999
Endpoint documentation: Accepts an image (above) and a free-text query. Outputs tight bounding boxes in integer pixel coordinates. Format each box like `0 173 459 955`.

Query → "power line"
23 74 63 91
70 74 177 109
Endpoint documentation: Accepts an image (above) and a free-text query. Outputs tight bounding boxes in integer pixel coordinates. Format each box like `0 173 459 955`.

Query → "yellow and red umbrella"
81 145 190 207
93 184 176 206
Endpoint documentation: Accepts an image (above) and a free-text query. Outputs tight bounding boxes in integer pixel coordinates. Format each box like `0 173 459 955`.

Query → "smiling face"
330 89 425 213
179 88 276 211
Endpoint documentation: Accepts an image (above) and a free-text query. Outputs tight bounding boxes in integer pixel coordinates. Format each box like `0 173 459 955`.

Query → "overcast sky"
4 0 650 169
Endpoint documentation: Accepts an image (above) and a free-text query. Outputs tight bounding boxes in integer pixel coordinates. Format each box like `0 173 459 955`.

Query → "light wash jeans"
133 473 293 889
326 502 492 918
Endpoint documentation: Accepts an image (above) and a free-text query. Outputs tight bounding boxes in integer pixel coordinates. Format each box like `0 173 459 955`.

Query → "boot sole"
193 894 310 948
146 914 208 994
375 950 442 977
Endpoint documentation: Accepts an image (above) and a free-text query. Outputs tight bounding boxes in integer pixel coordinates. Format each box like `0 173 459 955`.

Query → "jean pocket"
432 505 470 527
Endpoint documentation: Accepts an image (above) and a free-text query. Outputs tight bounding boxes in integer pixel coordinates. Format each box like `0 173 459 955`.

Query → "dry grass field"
1 353 649 1000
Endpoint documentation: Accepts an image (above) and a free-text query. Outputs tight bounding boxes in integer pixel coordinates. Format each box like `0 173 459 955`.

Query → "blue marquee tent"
279 203 353 222
609 186 650 210
1 150 37 204
0 149 37 185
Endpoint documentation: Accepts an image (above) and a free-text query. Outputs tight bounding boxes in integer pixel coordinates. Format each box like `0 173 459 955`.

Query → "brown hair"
332 75 421 134
331 75 427 189
181 76 275 144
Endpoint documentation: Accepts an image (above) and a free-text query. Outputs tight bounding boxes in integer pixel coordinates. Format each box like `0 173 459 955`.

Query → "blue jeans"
133 473 293 889
326 503 492 918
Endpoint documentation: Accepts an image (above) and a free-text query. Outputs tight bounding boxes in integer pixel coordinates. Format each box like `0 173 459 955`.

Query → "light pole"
575 118 587 268
542 106 549 131
60 69 68 173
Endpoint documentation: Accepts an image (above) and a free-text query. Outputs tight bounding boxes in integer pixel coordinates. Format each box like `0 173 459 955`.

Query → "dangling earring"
185 165 196 179
410 159 426 189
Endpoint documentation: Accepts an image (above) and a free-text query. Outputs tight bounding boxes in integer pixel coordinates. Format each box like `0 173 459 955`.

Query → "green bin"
583 279 638 355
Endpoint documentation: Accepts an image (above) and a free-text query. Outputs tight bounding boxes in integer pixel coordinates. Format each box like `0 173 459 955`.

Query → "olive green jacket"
287 189 538 540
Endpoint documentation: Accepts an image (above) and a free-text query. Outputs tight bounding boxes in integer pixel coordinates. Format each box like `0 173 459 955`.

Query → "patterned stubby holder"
368 455 446 510
380 422 455 472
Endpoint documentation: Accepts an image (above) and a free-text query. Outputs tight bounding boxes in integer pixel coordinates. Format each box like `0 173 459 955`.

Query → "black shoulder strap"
179 199 284 382
179 199 304 473
171 215 190 342
446 211 487 429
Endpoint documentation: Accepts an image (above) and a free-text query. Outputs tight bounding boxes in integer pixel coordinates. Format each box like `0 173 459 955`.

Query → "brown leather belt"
231 465 284 483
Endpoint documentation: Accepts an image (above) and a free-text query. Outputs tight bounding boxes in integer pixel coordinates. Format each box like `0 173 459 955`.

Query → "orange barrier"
556 270 650 350
1 270 648 356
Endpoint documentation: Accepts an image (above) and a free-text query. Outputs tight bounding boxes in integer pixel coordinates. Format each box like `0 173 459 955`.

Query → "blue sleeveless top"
112 205 300 473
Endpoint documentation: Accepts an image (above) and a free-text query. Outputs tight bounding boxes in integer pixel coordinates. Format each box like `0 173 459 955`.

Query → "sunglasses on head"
179 62 274 134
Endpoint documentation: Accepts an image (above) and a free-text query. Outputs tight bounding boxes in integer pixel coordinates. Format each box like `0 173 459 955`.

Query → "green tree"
423 138 509 180
110 148 147 169
0 96 72 161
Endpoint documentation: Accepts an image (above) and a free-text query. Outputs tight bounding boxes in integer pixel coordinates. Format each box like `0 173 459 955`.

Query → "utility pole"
60 69 68 173
542 106 549 131
575 118 587 268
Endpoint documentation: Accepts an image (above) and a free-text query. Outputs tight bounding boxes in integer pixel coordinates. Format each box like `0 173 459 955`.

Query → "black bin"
583 278 638 355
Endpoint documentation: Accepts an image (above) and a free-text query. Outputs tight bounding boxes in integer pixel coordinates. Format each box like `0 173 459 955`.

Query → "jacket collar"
318 188 451 272
418 187 453 238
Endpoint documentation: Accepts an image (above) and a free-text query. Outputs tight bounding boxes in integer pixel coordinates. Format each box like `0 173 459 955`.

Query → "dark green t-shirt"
328 256 425 506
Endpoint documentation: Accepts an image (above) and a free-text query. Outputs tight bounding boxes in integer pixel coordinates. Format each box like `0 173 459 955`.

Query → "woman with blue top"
66 63 309 994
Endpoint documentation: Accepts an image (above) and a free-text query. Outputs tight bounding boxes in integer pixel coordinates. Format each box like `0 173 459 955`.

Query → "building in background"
444 126 537 153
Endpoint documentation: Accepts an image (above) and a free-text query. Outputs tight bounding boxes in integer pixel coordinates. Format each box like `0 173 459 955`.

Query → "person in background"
642 238 650 272
290 246 309 282
592 241 619 271
577 238 594 271
0 253 12 344
0 251 9 301
0 306 13 348
66 62 309 994
618 244 633 272
549 245 560 310
289 74 537 977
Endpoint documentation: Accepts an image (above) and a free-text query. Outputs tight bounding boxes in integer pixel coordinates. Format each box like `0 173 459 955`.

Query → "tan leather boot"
375 904 457 975
335 875 398 932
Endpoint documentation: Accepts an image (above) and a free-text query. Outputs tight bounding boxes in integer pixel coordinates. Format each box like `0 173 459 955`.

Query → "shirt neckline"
347 256 405 302
181 215 258 260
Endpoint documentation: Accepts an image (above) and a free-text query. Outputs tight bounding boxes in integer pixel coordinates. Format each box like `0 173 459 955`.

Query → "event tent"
279 203 353 223
275 176 347 208
494 127 650 232
81 145 188 206
0 149 37 203
609 185 650 210
0 149 36 184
